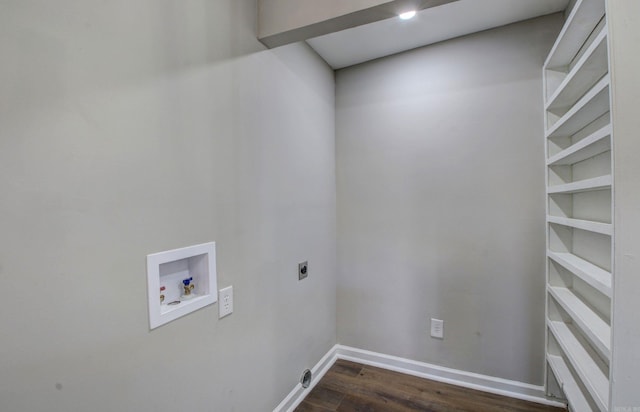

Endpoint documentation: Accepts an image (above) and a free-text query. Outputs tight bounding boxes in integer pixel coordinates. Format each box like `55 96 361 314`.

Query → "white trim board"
274 345 566 411
273 344 339 412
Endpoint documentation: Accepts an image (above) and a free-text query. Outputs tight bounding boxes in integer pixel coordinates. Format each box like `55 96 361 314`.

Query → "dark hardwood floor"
294 360 566 412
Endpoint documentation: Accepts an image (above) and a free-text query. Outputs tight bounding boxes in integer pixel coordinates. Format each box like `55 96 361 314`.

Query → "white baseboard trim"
335 345 565 408
273 344 339 412
274 344 566 411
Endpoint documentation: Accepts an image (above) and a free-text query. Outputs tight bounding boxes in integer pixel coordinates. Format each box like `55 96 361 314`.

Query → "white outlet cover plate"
219 286 233 318
431 318 444 339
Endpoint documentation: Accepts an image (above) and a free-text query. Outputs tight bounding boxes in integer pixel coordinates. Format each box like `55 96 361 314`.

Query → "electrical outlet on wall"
298 261 308 280
219 286 233 318
431 318 444 339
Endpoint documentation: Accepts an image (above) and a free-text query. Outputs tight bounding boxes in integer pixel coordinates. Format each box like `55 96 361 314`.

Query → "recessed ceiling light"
399 10 416 20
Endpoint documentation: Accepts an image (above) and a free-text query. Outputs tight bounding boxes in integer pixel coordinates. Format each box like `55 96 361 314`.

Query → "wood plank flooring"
294 360 566 412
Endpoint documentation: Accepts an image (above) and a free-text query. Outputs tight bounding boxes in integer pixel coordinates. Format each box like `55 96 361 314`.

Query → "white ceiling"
306 0 570 69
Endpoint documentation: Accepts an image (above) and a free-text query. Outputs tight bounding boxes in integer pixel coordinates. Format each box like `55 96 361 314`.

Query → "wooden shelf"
545 0 606 69
548 355 592 412
549 286 611 361
546 76 610 139
547 125 611 166
548 216 612 236
547 175 611 194
548 321 609 411
548 251 612 297
547 27 608 115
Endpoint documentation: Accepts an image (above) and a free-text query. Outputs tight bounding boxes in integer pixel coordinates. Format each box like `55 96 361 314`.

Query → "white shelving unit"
547 216 612 236
548 251 611 297
543 0 613 410
546 27 609 115
549 286 611 361
547 175 612 194
548 355 593 412
547 125 611 166
549 321 609 411
546 76 610 139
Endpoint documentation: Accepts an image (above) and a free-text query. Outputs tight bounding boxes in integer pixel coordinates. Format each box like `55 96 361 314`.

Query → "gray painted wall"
335 15 562 385
0 1 336 411
609 0 640 408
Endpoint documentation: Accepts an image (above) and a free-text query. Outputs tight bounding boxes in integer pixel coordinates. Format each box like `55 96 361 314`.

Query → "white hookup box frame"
146 242 217 329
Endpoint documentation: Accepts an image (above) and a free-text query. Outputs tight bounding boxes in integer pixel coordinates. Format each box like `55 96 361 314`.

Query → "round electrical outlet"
300 369 312 388
298 261 309 280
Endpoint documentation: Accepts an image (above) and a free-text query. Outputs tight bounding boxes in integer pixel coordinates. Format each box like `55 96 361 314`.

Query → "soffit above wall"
258 0 458 48
303 0 569 69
